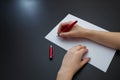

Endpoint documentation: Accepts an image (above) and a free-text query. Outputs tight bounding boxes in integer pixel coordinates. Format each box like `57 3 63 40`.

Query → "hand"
57 21 89 38
57 45 90 80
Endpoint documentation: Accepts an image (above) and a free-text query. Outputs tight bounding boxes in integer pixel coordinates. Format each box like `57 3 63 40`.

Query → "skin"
57 21 120 80
57 45 90 80
58 21 120 50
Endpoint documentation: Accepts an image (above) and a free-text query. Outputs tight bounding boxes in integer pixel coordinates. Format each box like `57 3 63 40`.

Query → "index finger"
77 48 88 59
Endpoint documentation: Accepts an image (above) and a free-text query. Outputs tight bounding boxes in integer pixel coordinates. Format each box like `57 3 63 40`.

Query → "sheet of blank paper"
45 14 116 72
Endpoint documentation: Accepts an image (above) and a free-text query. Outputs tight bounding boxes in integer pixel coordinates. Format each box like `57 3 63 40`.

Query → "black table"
1 0 120 80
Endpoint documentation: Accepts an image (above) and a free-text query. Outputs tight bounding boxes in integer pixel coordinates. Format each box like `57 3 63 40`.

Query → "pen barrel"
62 20 78 32
49 45 53 59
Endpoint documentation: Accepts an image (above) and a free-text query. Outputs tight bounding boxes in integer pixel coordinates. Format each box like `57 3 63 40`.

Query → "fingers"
69 45 86 51
75 45 86 50
57 22 70 34
59 32 72 37
71 45 90 68
80 57 90 67
72 45 90 66
74 45 90 67
76 47 88 59
57 21 73 34
68 45 87 55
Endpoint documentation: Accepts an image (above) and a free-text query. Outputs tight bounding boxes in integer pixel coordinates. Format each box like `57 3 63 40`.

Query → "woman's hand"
57 21 89 38
57 45 90 80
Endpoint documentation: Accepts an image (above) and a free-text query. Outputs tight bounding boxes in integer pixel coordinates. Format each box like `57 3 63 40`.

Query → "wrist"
57 70 74 80
84 29 96 39
80 28 94 39
79 28 92 38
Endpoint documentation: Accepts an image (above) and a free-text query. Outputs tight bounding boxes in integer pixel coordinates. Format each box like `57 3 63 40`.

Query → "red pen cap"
49 45 53 60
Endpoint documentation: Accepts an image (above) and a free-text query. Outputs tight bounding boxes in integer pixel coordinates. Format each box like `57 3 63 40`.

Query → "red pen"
49 45 53 60
60 20 78 33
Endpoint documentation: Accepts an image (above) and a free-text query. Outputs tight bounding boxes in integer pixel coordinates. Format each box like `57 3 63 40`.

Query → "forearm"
84 30 120 50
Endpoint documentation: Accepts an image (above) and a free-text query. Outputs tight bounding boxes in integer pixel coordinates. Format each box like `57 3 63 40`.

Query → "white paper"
45 14 116 72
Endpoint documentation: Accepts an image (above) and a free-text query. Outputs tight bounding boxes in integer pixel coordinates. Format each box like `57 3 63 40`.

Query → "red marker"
60 20 78 33
49 45 53 60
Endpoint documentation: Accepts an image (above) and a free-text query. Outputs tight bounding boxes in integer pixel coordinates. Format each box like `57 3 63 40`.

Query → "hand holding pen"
57 21 77 37
57 20 89 38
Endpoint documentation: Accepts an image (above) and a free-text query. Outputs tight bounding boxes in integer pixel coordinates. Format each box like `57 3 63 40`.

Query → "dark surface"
1 0 120 80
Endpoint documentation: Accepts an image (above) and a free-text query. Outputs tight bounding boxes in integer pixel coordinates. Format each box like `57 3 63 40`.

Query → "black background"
1 0 120 80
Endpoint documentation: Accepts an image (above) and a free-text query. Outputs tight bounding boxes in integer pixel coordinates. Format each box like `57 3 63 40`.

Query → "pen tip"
75 20 78 23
